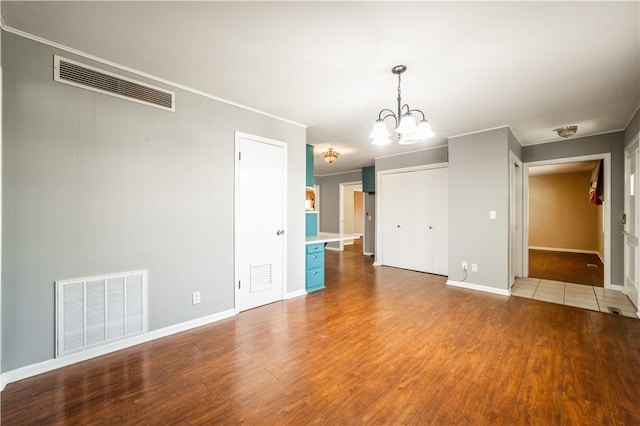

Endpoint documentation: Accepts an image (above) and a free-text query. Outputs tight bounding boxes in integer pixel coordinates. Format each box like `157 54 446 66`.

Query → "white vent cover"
53 55 175 111
55 270 148 358
251 264 272 292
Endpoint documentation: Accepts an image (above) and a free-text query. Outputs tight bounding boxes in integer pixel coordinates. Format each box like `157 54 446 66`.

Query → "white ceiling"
2 1 638 175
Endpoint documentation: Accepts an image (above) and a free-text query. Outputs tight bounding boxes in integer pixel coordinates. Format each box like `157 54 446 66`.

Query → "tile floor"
512 277 639 319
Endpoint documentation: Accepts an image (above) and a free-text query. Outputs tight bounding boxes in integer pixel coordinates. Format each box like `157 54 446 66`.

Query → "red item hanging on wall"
589 160 603 205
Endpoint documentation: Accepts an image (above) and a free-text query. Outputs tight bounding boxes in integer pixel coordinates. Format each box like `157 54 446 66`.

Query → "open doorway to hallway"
526 159 606 288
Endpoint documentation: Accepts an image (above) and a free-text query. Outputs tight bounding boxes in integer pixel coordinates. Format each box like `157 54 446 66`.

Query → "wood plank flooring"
529 249 604 287
3 247 640 424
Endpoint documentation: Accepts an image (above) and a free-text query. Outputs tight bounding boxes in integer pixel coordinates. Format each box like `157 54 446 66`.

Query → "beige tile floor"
512 277 639 318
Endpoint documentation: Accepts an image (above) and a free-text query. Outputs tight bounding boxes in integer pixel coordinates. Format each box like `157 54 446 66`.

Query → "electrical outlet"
192 291 201 305
462 261 468 271
471 264 478 272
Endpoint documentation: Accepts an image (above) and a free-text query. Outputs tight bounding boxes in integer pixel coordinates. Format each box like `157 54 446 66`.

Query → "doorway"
234 132 287 312
338 182 363 251
523 154 611 288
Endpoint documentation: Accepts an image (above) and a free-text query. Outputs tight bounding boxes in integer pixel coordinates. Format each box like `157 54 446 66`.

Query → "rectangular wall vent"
54 55 175 111
251 264 273 292
55 270 148 358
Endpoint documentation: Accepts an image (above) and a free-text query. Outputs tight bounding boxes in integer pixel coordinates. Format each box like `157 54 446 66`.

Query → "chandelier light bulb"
396 113 417 135
372 135 392 146
414 120 435 140
369 120 390 139
399 132 417 145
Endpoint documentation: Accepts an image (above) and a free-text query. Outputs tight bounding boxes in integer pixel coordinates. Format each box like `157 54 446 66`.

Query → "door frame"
375 162 448 267
509 152 524 288
233 131 288 312
523 153 612 288
338 181 362 251
623 133 639 312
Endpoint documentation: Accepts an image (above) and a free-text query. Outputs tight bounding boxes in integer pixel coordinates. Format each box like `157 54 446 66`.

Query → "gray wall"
375 146 448 172
625 108 640 146
315 170 361 249
2 32 306 372
508 128 522 159
364 193 375 254
448 128 511 290
522 132 625 285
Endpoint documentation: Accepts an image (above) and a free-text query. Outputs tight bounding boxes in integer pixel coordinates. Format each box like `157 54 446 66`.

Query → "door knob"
276 229 285 235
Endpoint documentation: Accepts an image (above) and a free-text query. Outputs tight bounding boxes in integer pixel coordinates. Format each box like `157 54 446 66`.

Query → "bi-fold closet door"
380 167 448 275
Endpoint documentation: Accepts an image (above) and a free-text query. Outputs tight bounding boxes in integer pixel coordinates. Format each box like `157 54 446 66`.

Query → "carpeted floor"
528 249 604 287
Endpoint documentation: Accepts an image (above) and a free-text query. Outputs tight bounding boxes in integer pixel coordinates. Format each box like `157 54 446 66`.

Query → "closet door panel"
414 169 434 273
396 172 416 270
381 173 401 268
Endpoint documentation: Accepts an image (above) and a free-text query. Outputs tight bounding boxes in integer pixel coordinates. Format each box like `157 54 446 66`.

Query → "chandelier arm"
377 109 398 128
400 104 412 116
408 108 426 121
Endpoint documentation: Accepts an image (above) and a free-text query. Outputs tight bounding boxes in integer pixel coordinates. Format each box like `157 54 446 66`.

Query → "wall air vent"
55 270 148 358
54 55 175 112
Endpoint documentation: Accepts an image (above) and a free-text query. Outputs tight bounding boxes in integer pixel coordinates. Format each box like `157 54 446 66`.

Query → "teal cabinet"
363 166 375 193
306 144 315 188
305 243 325 292
305 212 318 237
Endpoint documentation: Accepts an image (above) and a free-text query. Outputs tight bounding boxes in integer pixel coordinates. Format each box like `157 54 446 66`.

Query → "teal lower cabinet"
305 243 325 292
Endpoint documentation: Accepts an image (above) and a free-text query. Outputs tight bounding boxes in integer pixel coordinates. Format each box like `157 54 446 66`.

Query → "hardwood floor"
3 247 640 424
529 249 604 287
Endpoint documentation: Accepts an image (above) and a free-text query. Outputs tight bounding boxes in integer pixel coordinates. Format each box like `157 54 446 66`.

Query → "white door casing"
624 137 639 311
235 132 286 312
338 181 361 250
523 153 612 288
509 153 523 289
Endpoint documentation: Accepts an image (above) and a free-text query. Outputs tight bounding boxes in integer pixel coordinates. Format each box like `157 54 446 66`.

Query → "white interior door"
235 133 286 312
624 139 639 310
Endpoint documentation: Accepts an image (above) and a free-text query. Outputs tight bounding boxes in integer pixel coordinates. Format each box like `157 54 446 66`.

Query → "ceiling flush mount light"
554 125 578 138
321 148 340 163
369 65 435 146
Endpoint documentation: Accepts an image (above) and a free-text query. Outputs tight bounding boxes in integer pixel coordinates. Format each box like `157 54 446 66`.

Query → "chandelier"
321 148 340 163
369 65 435 145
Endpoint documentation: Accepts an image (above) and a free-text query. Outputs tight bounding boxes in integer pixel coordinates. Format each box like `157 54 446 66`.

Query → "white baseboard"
285 289 307 299
446 280 510 296
325 246 343 252
363 251 374 256
0 309 236 391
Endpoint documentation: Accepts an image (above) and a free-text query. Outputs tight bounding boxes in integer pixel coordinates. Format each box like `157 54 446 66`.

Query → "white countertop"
305 232 356 245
